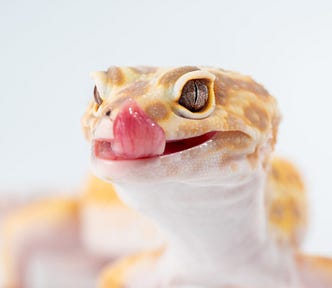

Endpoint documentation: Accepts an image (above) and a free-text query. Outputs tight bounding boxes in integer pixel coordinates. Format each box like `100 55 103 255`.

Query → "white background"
0 0 331 256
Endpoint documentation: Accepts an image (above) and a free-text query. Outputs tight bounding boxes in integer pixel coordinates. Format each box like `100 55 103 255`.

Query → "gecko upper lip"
93 131 217 161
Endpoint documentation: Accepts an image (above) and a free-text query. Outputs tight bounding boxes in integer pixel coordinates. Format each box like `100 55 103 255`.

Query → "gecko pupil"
179 79 208 112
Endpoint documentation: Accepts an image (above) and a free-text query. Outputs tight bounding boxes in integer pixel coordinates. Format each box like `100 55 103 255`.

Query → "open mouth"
163 131 216 155
94 131 217 161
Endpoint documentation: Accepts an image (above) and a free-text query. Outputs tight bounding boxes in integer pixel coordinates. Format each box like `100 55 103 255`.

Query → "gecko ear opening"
172 70 216 119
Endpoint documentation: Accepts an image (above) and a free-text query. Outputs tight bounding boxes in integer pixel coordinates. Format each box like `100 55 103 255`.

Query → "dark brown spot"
244 103 269 131
158 66 199 86
106 67 125 86
145 102 169 121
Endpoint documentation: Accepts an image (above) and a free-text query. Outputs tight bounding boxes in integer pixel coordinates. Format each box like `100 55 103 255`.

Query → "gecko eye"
178 79 209 112
172 70 216 119
93 86 103 106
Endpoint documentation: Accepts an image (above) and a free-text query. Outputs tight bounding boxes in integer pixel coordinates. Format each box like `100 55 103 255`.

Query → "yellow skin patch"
266 157 307 246
82 174 121 204
98 248 164 288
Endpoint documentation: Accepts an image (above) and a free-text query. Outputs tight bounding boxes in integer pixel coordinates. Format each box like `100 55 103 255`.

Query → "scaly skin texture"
82 66 332 288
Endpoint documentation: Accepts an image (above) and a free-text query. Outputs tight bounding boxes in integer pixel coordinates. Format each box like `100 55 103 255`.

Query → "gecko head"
82 66 280 184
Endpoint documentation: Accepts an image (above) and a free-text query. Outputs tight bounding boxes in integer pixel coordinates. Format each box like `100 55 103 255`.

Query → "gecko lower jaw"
93 131 217 161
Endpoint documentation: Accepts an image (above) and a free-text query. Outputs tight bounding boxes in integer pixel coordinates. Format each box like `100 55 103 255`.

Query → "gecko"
82 66 332 287
1 66 331 288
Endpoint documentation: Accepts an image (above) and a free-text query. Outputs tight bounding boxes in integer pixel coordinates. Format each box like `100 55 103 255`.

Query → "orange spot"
215 131 252 150
213 70 270 100
106 67 125 86
145 102 170 122
117 81 149 99
244 103 269 131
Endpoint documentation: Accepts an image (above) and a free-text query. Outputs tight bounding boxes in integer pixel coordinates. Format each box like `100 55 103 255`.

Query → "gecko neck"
114 162 299 287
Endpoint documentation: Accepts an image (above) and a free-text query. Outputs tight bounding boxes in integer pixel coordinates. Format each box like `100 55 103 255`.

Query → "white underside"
111 156 301 288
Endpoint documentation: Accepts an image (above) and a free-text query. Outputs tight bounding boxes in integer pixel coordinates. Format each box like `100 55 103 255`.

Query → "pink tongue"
111 99 166 160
